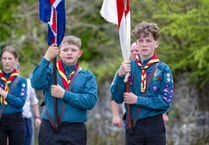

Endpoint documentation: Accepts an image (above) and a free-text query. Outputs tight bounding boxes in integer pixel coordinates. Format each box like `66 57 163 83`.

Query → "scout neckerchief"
136 53 160 93
0 69 18 105
57 59 79 89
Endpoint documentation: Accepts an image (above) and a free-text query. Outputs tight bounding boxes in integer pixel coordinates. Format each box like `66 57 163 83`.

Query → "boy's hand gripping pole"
124 73 134 134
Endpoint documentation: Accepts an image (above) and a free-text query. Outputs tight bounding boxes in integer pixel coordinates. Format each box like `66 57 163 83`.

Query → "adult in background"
111 22 174 145
14 63 41 145
111 42 139 128
0 46 27 145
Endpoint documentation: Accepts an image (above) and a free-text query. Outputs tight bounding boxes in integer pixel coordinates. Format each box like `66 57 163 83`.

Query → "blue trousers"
126 115 166 145
39 119 87 145
0 113 25 145
24 118 33 145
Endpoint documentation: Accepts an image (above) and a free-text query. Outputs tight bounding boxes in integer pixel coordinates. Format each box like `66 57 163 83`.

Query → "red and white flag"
100 0 130 61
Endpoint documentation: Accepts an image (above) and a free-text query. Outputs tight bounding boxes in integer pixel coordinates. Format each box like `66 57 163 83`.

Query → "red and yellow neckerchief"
0 69 18 105
136 53 160 93
57 60 79 89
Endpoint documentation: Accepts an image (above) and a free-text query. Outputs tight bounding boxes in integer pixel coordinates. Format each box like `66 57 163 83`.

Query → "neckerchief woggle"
0 69 18 105
57 60 79 89
136 53 160 93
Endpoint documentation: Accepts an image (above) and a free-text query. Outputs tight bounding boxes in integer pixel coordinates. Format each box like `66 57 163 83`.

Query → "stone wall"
166 73 209 145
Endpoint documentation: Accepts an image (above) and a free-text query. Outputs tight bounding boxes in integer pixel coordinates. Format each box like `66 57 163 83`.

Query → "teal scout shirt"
0 70 27 114
31 58 97 123
111 56 174 120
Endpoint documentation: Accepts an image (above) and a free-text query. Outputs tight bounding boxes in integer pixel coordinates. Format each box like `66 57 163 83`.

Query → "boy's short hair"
0 46 18 59
133 22 160 40
60 35 82 49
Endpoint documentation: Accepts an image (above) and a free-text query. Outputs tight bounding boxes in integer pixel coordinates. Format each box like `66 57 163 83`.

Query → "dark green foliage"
131 0 209 87
0 0 20 42
0 0 208 86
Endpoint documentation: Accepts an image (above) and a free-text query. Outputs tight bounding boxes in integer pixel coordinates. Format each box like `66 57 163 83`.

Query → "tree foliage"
131 0 209 86
0 0 208 86
0 0 19 42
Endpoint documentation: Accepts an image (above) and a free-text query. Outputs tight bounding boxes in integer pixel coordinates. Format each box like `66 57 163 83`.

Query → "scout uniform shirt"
111 55 174 120
31 58 97 123
0 70 27 114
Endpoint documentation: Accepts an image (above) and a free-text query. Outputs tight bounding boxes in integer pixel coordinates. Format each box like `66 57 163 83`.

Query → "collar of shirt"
62 63 77 79
138 55 153 66
2 69 14 80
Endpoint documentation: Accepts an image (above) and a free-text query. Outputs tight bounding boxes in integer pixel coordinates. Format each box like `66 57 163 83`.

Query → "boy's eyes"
2 57 13 60
62 49 78 52
62 49 68 52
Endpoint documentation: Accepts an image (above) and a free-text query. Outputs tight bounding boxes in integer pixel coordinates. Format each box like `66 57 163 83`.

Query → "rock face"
166 73 209 145
87 73 209 145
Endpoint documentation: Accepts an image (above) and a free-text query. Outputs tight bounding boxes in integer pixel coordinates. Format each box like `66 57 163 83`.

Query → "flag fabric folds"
39 0 66 46
100 0 130 61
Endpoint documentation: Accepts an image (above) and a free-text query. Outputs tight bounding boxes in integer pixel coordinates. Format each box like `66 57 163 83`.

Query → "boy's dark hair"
0 46 18 59
133 22 160 40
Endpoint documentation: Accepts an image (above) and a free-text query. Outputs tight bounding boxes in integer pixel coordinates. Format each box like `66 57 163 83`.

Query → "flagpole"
123 0 134 134
53 7 58 130
100 0 132 132
39 0 66 131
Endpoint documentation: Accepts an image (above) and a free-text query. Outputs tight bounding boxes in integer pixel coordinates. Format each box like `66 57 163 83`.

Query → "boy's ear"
155 41 159 48
79 50 83 58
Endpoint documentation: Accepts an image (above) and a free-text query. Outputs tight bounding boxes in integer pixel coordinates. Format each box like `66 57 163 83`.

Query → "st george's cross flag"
39 0 66 46
100 0 130 61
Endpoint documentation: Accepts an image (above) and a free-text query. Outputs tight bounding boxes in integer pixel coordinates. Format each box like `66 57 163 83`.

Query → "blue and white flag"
39 0 66 46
